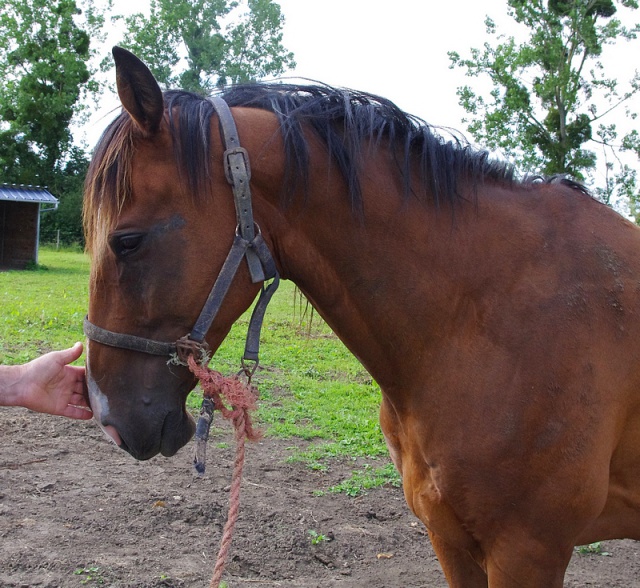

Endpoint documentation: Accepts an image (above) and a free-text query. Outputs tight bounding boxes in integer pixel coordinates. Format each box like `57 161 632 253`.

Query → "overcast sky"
84 0 515 143
273 0 511 128
85 0 640 165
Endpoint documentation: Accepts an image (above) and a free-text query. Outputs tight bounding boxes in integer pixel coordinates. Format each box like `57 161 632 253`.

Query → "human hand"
17 342 92 420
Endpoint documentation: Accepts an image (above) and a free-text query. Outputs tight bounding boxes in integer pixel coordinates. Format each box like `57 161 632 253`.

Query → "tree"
38 147 88 245
0 0 106 244
0 0 104 186
119 0 296 94
449 0 640 217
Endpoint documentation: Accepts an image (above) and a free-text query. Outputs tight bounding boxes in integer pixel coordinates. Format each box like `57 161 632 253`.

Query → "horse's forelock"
83 113 134 274
165 90 215 200
83 95 216 284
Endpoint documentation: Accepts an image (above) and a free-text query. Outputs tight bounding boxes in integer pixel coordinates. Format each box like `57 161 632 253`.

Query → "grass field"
0 246 399 493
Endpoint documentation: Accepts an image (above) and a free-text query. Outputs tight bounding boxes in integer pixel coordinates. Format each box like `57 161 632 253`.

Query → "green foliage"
73 565 107 584
0 0 105 243
39 150 88 246
308 529 328 545
449 0 640 216
117 0 296 93
0 0 104 183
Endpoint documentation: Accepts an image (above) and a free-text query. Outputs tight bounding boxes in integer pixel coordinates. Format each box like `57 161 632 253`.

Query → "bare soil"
1 409 639 587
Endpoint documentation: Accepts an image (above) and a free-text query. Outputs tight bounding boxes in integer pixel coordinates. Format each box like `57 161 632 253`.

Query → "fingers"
62 404 94 420
67 364 86 381
64 386 93 420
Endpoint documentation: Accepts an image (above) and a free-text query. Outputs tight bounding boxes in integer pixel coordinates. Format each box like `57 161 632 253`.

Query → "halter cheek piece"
83 96 280 369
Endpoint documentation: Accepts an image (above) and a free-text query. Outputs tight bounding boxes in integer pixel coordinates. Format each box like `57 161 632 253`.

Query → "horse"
83 47 640 587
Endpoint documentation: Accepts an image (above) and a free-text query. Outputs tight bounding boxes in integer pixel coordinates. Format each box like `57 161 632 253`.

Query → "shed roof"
0 184 58 204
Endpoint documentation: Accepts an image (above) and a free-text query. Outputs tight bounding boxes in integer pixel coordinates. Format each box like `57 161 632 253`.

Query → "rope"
186 355 261 588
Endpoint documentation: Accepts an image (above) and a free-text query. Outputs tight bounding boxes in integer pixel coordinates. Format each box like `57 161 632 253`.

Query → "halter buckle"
223 147 251 186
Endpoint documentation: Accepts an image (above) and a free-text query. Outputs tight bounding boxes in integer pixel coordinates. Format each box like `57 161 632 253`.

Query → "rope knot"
168 337 211 367
187 355 261 441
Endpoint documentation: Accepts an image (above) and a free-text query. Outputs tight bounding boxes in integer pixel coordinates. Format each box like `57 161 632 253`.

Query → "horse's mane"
221 83 517 211
84 81 584 255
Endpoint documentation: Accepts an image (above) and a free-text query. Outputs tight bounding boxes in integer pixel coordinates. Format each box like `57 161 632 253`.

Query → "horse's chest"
379 398 479 551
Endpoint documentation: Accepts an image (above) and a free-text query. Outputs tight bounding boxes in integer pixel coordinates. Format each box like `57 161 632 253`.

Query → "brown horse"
83 47 640 586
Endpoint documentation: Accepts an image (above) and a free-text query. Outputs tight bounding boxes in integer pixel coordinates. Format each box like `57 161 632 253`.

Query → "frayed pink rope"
187 355 261 588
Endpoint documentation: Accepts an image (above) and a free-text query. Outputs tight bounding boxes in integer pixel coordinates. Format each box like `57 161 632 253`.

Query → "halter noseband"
83 96 280 368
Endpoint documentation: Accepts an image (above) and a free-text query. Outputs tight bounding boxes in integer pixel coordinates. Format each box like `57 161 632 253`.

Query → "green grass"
0 247 89 364
329 462 402 496
1 246 398 494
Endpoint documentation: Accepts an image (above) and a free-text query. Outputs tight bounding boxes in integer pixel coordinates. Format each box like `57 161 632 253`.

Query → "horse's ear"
112 46 164 135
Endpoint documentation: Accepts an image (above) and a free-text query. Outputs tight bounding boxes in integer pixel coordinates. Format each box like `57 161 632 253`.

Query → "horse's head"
83 48 265 460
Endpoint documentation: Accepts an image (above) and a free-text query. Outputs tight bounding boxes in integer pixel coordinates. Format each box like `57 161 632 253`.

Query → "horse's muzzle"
99 408 195 460
86 365 196 460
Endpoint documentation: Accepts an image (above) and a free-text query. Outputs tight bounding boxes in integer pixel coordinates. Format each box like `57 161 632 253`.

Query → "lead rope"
186 354 261 588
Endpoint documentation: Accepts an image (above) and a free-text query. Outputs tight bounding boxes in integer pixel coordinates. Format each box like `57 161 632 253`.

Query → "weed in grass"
308 529 328 545
303 366 322 379
73 565 105 584
575 542 611 556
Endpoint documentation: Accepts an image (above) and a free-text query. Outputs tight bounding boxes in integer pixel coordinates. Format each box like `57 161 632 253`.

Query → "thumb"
56 342 84 365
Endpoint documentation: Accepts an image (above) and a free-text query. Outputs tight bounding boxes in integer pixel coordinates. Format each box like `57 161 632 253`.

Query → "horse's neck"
267 159 476 392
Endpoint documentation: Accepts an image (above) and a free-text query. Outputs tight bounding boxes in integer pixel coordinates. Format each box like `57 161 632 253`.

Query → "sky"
84 0 514 143
85 0 640 169
271 0 511 128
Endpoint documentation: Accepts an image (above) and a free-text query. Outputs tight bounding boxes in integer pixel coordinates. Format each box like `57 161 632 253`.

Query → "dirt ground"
1 409 639 588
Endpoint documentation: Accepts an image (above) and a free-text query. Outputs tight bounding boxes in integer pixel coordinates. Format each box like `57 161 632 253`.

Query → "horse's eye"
111 233 145 257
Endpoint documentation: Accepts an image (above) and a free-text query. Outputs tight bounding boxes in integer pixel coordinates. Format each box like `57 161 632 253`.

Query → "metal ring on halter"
235 222 262 238
239 357 259 380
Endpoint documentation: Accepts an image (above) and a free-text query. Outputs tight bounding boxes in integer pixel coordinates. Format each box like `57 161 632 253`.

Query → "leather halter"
83 96 280 368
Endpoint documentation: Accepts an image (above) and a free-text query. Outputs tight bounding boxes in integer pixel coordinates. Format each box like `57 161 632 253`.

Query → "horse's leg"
428 530 488 588
483 533 573 588
484 557 567 588
381 399 487 588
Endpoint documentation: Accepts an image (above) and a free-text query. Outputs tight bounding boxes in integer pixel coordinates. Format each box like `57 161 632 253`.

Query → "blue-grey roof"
0 184 58 204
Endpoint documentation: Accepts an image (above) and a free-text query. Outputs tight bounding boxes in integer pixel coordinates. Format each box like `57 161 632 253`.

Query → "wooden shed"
0 184 58 269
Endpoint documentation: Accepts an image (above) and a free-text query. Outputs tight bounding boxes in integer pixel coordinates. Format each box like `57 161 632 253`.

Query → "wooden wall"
0 201 40 269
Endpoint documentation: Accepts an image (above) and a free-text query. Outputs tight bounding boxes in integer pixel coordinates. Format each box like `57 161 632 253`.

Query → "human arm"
0 342 92 420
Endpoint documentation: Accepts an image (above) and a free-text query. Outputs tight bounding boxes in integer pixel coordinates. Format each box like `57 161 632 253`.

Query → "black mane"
86 81 593 260
163 83 517 210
